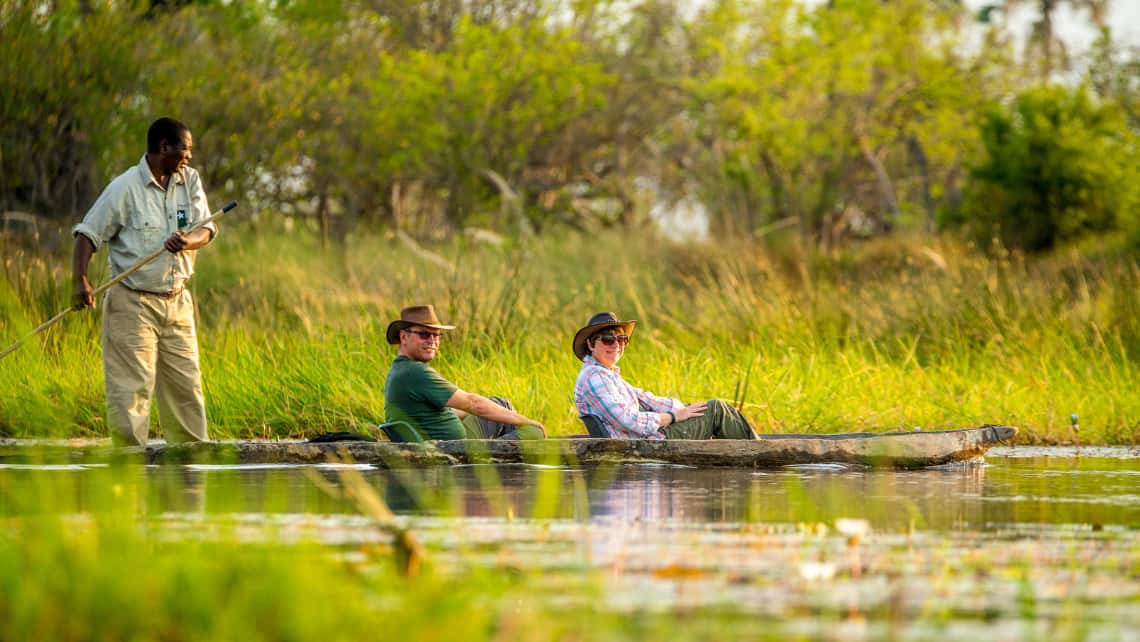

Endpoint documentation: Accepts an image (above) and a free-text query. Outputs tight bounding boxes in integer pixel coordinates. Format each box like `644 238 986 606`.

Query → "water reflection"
4 451 1138 639
393 462 998 530
1 454 1138 530
149 464 207 514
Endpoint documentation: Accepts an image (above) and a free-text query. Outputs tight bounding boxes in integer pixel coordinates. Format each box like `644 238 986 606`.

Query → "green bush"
961 86 1138 252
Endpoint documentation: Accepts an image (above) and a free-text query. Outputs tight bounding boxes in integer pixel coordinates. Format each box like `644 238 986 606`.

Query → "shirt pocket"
129 209 165 247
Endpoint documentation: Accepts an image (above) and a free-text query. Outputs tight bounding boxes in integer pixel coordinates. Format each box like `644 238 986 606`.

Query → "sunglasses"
594 334 630 346
405 329 443 341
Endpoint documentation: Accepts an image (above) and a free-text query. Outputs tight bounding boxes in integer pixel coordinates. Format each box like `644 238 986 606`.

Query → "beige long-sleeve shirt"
73 155 217 293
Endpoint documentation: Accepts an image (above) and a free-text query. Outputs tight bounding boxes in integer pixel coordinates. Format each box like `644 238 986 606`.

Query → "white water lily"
835 518 870 538
799 561 837 581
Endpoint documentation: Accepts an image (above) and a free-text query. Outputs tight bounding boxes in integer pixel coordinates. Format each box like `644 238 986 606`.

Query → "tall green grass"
2 223 1137 443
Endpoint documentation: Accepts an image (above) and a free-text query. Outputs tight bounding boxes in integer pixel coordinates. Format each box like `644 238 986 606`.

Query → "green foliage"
1086 33 1140 249
123 2 613 236
370 16 612 229
3 0 1133 248
961 86 1139 251
0 0 1077 245
686 0 996 240
0 1 147 215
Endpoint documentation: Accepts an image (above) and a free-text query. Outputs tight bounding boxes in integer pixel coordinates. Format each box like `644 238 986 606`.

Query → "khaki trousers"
103 284 209 446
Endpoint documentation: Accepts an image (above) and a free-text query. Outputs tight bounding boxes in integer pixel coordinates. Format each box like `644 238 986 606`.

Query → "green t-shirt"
384 355 465 440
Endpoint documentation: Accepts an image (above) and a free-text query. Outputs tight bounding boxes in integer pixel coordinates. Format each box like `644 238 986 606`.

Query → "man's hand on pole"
71 235 97 310
164 231 189 253
73 276 95 310
165 227 214 253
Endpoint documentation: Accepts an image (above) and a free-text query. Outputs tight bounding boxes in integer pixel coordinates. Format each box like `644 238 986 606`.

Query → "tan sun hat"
572 311 636 361
386 305 456 344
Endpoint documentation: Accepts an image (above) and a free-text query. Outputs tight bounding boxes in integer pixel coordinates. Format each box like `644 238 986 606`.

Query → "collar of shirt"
135 155 186 191
583 354 620 374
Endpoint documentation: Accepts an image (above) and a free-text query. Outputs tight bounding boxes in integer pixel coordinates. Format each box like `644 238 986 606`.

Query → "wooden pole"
0 201 237 360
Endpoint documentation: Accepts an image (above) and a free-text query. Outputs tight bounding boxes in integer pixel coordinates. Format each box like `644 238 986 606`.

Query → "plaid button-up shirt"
574 355 683 439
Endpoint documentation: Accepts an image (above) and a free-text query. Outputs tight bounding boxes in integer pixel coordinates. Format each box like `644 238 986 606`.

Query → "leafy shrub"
961 86 1138 252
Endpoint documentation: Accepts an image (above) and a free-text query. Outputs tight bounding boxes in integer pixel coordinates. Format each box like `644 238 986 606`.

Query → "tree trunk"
908 136 935 233
859 139 900 232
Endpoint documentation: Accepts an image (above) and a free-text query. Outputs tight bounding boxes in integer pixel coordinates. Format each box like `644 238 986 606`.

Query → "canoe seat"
578 414 611 438
579 400 655 438
377 421 424 443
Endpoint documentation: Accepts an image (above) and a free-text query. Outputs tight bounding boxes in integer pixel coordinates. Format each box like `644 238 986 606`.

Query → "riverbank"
3 229 1137 443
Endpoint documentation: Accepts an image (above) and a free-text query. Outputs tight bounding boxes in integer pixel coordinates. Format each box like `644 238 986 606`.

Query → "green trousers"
660 399 756 440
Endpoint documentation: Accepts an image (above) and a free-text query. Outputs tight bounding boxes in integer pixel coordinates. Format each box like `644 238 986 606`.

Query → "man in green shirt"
383 305 545 440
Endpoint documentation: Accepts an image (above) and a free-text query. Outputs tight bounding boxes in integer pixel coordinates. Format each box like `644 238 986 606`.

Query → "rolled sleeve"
72 183 124 251
72 222 104 250
634 388 683 413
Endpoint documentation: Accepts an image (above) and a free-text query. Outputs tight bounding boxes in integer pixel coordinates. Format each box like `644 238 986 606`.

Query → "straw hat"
572 311 636 361
386 305 456 344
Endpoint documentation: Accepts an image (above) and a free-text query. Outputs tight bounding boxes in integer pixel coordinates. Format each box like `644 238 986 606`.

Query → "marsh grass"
2 223 1137 443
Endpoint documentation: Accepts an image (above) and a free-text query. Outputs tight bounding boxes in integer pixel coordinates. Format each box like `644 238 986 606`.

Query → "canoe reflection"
377 463 994 529
9 454 1134 532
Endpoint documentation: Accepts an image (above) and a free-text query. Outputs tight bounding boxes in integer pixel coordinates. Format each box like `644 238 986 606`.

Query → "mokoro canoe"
0 425 1016 469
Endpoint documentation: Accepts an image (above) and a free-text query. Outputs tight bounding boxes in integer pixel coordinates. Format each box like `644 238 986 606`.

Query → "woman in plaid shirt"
572 312 756 440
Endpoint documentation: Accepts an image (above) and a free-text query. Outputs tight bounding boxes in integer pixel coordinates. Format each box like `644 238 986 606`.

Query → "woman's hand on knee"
677 402 707 421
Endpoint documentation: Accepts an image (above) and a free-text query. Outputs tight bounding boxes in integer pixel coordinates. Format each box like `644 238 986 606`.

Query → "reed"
2 225 1137 444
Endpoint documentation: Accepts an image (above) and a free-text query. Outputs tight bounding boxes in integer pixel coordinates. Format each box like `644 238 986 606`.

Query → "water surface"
3 448 1138 640
7 449 1138 526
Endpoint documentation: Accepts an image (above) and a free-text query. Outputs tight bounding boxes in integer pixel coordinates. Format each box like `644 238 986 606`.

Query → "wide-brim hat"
386 305 456 344
572 311 636 361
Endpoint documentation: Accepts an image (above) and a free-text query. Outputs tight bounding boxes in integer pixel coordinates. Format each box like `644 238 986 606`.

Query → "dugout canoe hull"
0 425 1017 469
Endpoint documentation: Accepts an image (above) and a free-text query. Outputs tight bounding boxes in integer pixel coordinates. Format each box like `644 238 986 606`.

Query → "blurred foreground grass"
3 456 1137 641
2 223 1137 443
0 463 755 642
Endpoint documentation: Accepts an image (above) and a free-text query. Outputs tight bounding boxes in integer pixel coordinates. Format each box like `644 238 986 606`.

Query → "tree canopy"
1 0 1136 250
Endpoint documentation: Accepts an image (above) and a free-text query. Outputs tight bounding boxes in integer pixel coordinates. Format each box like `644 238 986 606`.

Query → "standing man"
384 305 545 440
72 117 218 446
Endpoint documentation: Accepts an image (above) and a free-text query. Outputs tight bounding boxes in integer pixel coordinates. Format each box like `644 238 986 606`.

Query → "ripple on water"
182 463 375 471
782 463 852 472
0 463 108 470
